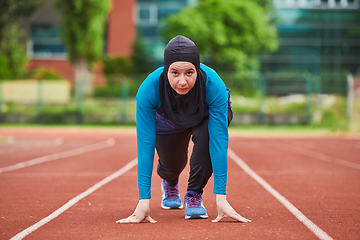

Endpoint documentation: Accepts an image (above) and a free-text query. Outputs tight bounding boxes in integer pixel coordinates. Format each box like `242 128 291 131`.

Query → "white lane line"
0 137 64 155
0 138 115 173
8 136 15 144
0 135 15 146
10 157 138 240
228 148 333 240
53 137 64 147
268 141 360 170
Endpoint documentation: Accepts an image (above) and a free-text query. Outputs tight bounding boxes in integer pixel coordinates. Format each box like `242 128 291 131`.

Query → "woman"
117 35 251 223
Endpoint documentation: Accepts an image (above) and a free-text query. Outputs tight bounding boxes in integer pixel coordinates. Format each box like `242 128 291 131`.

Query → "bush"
93 81 142 98
0 54 11 79
93 85 121 98
103 56 132 74
27 68 65 80
103 56 133 86
314 95 348 131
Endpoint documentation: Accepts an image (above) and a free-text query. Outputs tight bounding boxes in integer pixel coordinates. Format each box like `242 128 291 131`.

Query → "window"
137 3 158 26
30 25 66 58
273 0 360 8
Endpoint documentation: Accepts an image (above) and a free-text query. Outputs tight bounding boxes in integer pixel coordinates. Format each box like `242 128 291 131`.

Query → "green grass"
353 98 360 132
0 124 347 138
229 125 329 132
0 123 137 129
229 125 334 136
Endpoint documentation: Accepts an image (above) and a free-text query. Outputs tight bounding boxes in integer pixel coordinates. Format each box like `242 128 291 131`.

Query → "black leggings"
155 109 233 194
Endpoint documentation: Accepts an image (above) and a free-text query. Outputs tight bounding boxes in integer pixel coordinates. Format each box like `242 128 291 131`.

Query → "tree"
0 0 45 79
130 38 152 74
53 0 110 95
162 0 278 73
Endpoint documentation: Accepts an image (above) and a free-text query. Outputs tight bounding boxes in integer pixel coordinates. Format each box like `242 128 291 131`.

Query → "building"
22 0 360 87
262 0 360 75
22 0 136 82
21 0 197 81
136 0 198 67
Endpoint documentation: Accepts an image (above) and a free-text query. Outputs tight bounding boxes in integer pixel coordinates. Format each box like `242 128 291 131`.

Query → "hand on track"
212 194 251 223
116 199 157 224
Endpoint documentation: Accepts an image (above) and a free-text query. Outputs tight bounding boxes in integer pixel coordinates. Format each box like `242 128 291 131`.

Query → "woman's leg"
187 108 233 193
155 129 192 186
187 116 212 194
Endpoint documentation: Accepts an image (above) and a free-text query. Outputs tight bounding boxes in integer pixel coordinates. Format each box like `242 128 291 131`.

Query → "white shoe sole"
185 213 208 219
161 201 184 210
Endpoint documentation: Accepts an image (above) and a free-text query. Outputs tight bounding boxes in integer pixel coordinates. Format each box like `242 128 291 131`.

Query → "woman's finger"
116 218 133 224
116 215 141 224
116 214 157 224
116 218 137 224
145 215 157 223
231 212 251 223
211 214 224 223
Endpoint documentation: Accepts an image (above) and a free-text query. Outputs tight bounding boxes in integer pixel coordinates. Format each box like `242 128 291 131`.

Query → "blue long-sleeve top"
136 64 229 200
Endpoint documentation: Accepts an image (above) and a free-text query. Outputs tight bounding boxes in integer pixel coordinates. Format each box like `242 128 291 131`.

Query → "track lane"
20 138 323 240
0 137 113 168
268 138 360 169
229 137 360 240
228 148 333 240
10 158 138 240
1 133 137 239
1 129 359 240
0 138 115 173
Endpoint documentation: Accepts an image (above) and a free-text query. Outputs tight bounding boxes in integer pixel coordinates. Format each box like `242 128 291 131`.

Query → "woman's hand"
212 194 251 223
116 199 157 224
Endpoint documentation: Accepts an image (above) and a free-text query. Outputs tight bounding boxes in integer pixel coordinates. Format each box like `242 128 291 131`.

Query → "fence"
0 70 354 126
223 70 351 126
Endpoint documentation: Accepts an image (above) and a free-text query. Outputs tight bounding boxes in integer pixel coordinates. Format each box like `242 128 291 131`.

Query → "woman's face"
167 61 197 95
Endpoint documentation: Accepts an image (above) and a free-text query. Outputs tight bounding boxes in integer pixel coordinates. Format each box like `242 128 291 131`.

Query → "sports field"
0 127 359 240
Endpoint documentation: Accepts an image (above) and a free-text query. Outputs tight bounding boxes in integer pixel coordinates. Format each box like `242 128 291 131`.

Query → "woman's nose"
178 74 187 86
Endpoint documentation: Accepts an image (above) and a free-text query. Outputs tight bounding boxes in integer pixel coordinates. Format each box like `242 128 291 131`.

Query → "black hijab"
159 35 207 128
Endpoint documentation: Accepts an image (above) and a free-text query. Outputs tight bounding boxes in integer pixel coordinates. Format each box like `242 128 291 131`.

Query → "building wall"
107 0 136 57
261 0 360 75
21 0 70 78
27 59 74 81
23 0 136 83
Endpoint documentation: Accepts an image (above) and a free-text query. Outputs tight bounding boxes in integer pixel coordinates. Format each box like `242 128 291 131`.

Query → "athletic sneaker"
184 191 208 219
161 180 183 209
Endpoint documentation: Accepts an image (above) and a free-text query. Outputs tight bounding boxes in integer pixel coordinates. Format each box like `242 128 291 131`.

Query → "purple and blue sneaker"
184 191 208 219
161 180 183 209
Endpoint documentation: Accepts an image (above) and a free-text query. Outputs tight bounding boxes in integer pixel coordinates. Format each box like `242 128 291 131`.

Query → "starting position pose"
117 35 251 223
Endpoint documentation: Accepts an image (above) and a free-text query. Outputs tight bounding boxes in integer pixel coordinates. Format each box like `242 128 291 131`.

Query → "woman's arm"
204 66 229 195
203 65 251 223
117 69 161 224
135 69 162 200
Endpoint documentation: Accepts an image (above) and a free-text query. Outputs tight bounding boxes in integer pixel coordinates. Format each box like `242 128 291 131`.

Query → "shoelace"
165 183 179 199
186 194 201 207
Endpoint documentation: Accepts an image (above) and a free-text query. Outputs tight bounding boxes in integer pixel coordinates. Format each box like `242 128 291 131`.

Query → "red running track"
0 128 359 240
